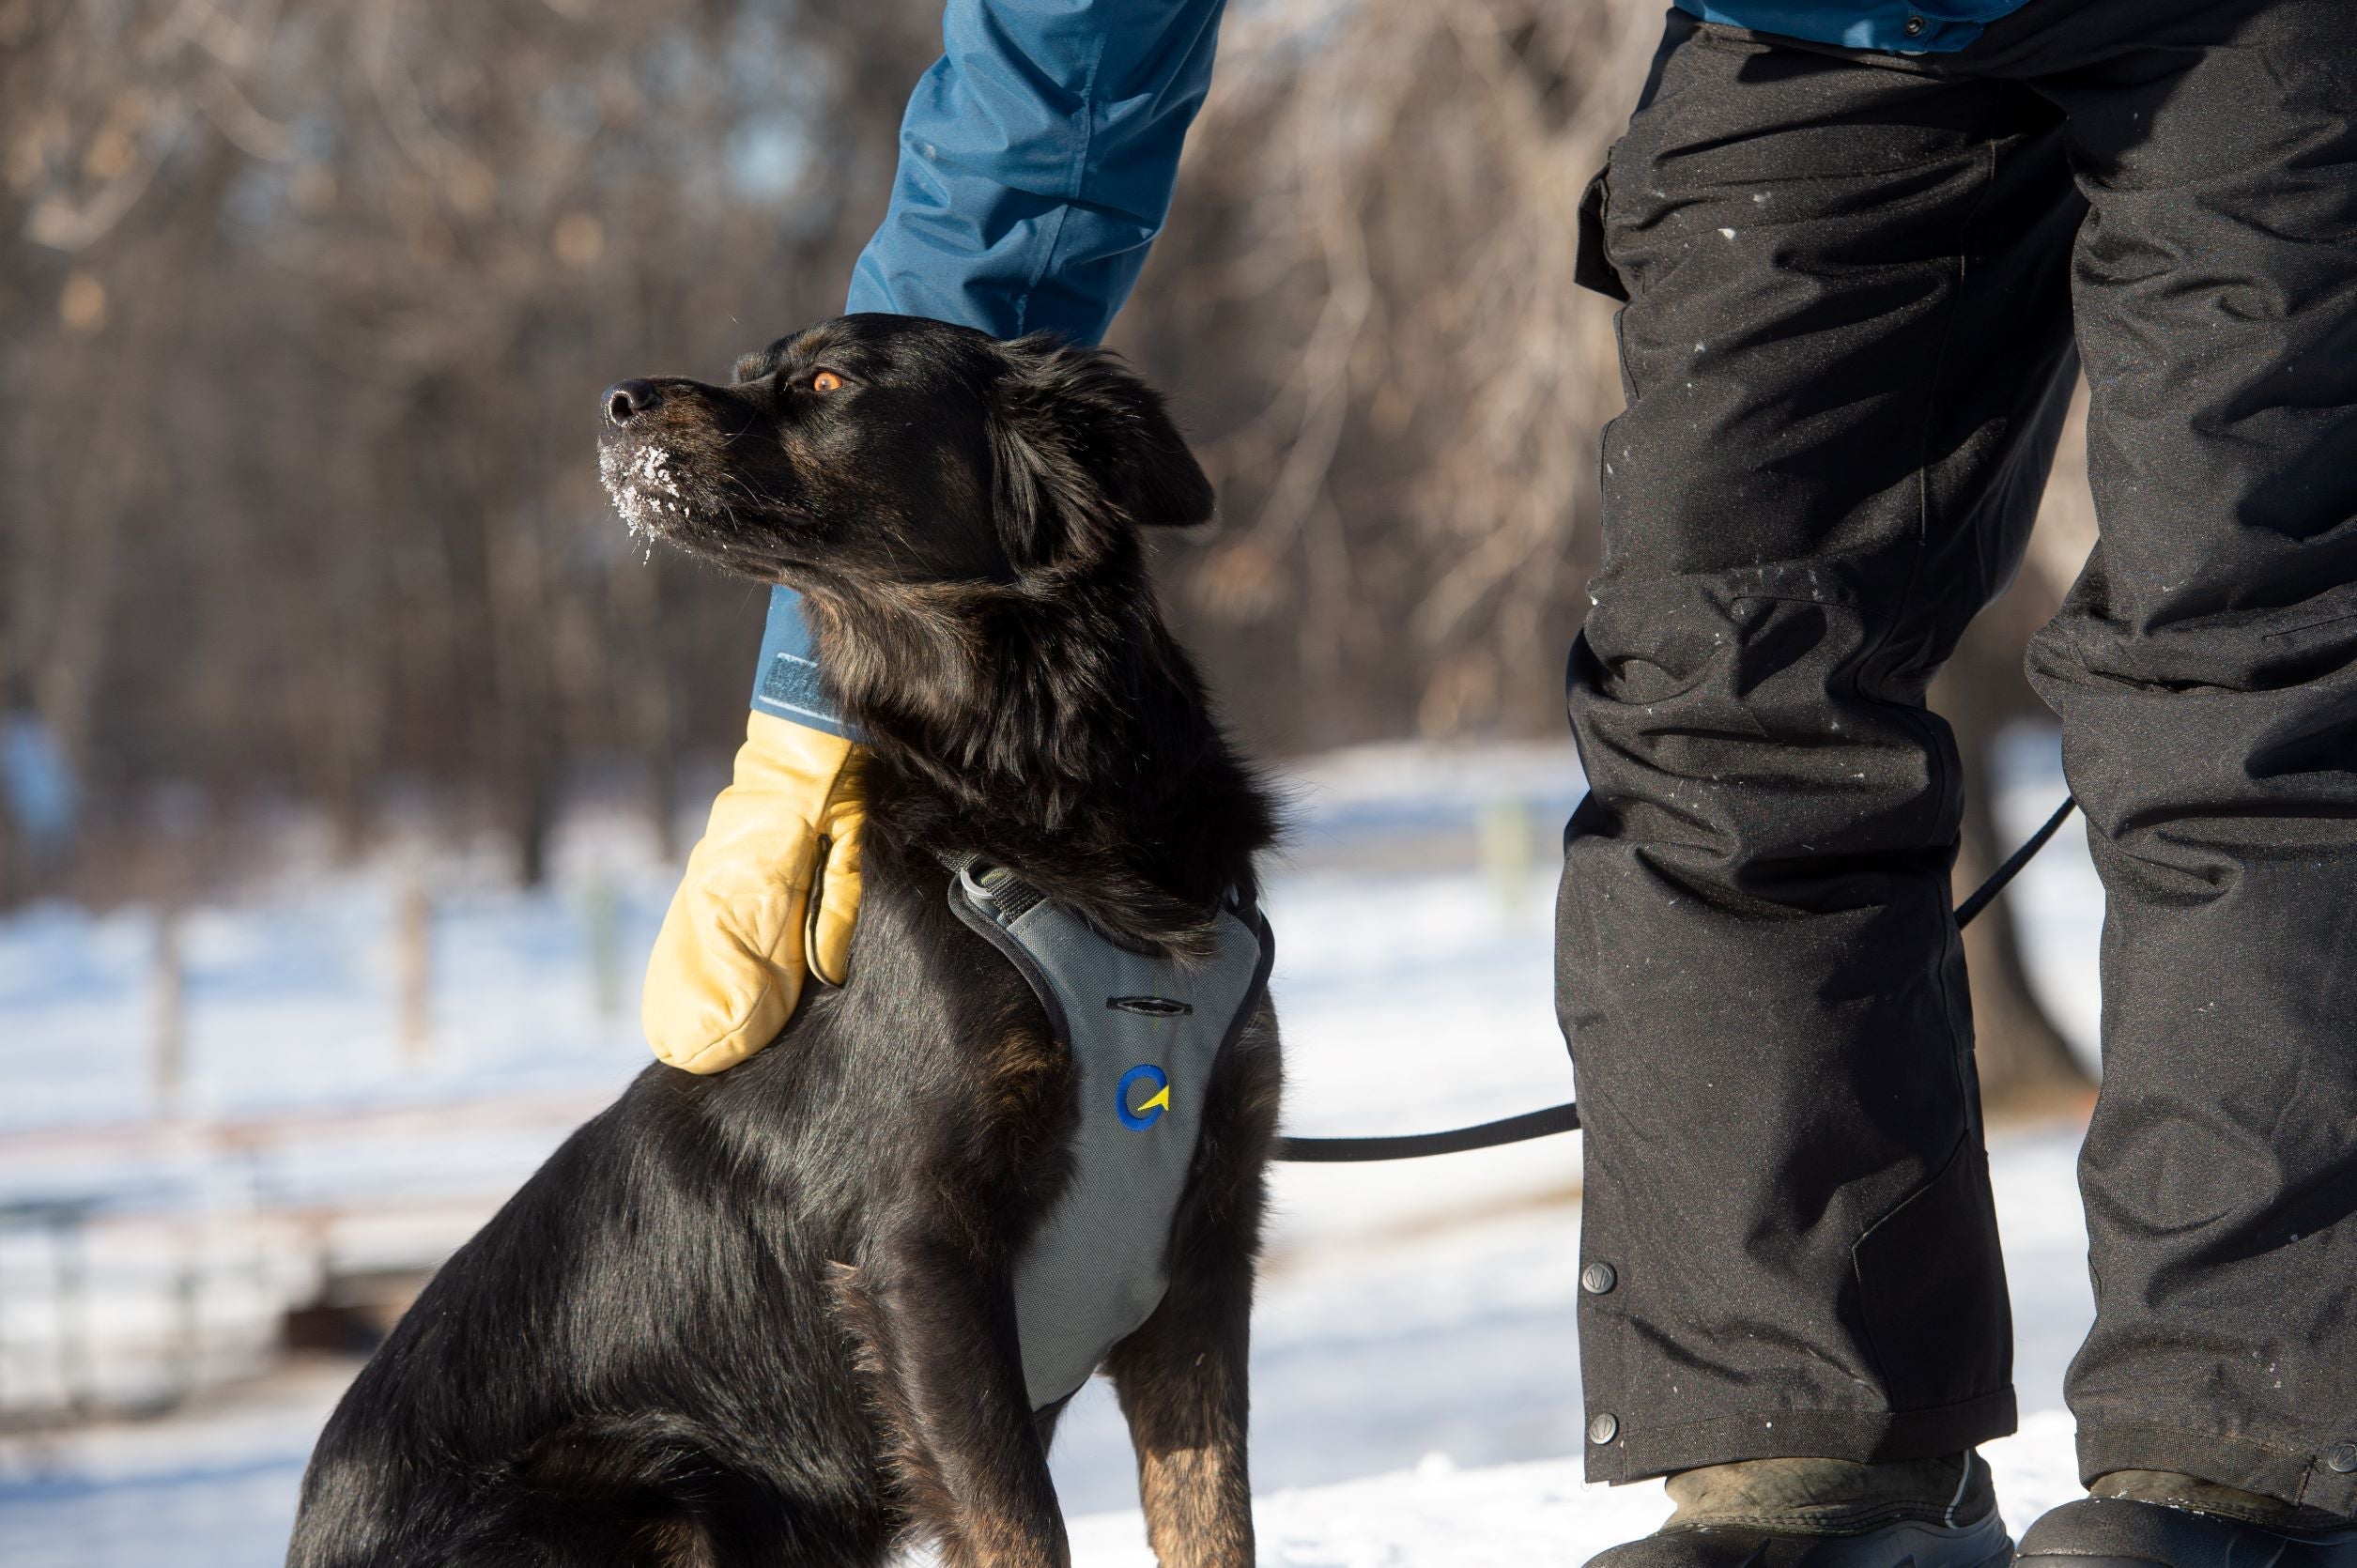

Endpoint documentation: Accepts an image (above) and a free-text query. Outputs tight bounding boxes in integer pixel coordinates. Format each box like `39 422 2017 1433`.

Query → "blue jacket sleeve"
754 0 1225 736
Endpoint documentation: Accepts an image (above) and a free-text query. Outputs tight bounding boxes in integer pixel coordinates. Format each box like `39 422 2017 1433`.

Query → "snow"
0 1127 2098 1568
0 732 2104 1566
597 439 690 550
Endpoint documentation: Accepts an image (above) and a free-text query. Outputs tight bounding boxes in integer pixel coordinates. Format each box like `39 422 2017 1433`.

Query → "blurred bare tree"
1 0 2088 1099
1 0 930 895
1118 0 1663 750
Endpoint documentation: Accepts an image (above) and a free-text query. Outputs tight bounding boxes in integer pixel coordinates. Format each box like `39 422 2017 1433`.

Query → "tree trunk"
1933 611 2095 1118
1935 376 2102 1117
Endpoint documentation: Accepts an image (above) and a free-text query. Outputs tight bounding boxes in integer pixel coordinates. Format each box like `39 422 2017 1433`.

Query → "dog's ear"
988 334 1215 565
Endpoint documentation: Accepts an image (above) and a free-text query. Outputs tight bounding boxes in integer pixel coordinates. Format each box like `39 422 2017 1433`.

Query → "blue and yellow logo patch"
1116 1064 1172 1131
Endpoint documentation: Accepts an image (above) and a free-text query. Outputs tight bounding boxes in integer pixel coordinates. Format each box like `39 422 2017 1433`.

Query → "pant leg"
1561 13 2082 1483
1996 0 2357 1512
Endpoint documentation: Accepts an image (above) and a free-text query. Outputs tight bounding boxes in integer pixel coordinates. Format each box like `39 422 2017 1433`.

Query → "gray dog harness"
947 861 1274 1410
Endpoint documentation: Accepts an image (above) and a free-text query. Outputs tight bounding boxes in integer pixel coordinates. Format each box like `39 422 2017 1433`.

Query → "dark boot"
1580 1452 2011 1568
2014 1471 2357 1568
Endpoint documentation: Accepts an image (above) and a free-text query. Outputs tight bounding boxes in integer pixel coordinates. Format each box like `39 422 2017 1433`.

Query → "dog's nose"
603 379 662 425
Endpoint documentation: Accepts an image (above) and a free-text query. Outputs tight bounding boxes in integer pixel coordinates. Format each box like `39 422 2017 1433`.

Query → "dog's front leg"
1103 1040 1276 1568
1104 1238 1257 1568
837 1236 1068 1568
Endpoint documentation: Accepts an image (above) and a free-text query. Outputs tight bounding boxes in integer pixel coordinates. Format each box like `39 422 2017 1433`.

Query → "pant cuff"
2078 1419 2357 1520
1590 1389 2018 1484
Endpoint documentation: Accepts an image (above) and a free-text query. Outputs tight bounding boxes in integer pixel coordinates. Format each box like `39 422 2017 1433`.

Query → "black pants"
1561 0 2357 1508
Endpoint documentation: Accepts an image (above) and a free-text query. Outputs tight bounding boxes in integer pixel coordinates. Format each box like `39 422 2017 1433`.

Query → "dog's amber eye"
810 371 842 393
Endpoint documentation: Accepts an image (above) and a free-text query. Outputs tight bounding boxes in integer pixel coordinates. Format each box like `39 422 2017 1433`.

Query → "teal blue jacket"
750 0 2038 732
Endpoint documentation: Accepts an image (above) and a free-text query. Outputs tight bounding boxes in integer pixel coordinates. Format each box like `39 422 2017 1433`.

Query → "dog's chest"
949 866 1272 1409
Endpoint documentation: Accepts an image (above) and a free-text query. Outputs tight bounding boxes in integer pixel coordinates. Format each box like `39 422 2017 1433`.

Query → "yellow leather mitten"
641 711 864 1073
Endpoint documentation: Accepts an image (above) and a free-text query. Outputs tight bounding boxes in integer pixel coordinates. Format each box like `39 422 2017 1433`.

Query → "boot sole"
1776 1507 2013 1568
2017 1545 2357 1568
2016 1499 2357 1568
1593 1508 2014 1568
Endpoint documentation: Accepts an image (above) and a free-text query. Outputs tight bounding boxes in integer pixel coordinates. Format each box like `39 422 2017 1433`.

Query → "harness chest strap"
946 860 1275 1410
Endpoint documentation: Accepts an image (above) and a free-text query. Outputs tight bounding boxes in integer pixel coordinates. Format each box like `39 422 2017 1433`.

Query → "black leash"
1275 1102 1585 1163
1951 793 2078 930
1273 793 2079 1164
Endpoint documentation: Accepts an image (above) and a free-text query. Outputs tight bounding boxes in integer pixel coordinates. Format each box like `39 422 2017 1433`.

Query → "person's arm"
756 0 1227 739
849 0 1226 341
648 0 1226 1073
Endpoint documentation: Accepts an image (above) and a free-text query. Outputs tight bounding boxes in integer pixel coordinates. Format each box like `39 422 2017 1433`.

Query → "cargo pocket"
1574 162 1630 302
1852 1137 2011 1412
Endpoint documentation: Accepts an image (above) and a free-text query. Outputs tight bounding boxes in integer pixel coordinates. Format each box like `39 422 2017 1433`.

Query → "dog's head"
599 315 1271 930
596 314 1213 589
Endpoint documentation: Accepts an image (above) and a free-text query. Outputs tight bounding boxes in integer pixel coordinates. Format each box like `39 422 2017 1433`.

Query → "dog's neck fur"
803 561 1275 955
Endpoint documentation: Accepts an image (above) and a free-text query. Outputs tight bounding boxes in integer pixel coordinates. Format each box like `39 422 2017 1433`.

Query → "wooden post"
53 1208 92 1416
396 877 432 1065
585 872 622 1022
152 909 185 1113
1477 795 1536 917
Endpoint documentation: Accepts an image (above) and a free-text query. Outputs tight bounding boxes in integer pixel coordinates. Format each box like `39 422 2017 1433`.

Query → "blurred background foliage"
0 0 2093 1097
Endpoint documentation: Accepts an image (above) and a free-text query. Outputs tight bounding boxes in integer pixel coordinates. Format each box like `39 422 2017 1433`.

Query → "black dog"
289 316 1281 1568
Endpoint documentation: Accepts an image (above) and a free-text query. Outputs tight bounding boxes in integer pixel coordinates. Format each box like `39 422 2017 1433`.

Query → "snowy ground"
0 732 2103 1566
